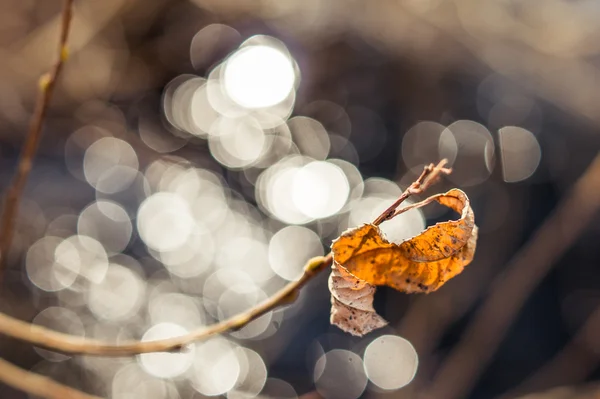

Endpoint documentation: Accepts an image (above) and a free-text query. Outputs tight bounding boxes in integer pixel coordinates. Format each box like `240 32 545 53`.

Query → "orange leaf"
332 189 477 294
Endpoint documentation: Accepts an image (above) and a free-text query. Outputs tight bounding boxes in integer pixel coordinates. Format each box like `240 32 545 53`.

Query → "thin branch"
390 191 446 219
497 304 600 399
372 159 451 225
0 357 101 399
0 255 332 356
426 154 600 399
0 0 74 272
0 162 449 356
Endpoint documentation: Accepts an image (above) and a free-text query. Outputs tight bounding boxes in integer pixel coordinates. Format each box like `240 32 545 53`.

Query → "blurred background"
1 0 600 398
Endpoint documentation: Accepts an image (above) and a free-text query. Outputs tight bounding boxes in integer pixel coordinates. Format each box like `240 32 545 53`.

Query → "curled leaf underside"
329 189 478 336
328 263 388 336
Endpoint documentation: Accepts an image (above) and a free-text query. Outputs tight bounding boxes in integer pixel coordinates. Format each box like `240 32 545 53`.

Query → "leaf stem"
372 159 451 226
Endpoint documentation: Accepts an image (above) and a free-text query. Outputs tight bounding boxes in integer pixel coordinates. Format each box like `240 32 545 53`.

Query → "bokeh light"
77 200 132 254
26 236 79 292
363 335 419 390
83 137 139 194
87 263 145 321
268 226 324 281
224 44 296 109
291 161 349 219
228 347 268 398
191 338 241 396
314 349 368 399
402 121 458 172
444 120 495 187
137 192 195 253
139 323 194 378
498 126 542 183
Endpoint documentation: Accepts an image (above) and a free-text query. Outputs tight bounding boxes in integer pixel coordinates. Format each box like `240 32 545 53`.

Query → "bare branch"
0 0 74 272
0 356 100 399
372 159 451 226
0 255 332 356
0 162 448 356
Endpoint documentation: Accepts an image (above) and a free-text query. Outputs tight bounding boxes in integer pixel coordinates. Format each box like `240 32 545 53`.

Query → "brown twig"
372 159 451 225
0 255 332 356
497 304 600 399
0 0 74 272
0 356 101 399
0 162 449 356
426 154 600 399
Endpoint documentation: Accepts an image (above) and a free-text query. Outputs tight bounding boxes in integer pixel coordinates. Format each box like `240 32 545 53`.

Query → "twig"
0 255 331 356
0 0 74 272
0 162 449 356
0 356 101 399
426 154 600 399
497 304 600 399
372 159 451 225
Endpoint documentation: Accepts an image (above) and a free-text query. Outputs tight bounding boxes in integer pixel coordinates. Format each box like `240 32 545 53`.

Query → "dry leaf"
329 188 478 335
328 262 388 336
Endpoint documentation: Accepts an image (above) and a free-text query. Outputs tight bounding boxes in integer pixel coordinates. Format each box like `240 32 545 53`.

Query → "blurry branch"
426 154 600 399
513 383 600 399
0 161 450 356
0 356 101 399
0 255 332 356
0 0 74 272
498 305 600 398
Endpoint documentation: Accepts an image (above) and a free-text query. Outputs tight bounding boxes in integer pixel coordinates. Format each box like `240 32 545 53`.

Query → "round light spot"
208 116 267 169
139 323 194 378
26 236 79 292
444 120 495 187
498 126 542 183
83 137 139 194
363 335 418 390
137 192 195 252
269 226 324 281
314 349 367 399
57 235 109 284
78 200 132 254
87 263 145 321
228 347 268 398
224 45 296 109
263 164 312 225
402 121 457 172
191 338 240 396
292 161 350 219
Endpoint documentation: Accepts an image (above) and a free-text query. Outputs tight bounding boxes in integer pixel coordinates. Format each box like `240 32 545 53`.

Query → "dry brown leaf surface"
329 189 478 336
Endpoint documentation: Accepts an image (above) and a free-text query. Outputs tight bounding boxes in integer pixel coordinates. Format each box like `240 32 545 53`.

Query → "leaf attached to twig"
328 189 478 336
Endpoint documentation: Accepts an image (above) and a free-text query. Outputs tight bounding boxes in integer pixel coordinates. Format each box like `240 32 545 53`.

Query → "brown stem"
0 356 100 399
0 255 332 356
0 0 74 272
372 159 451 226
